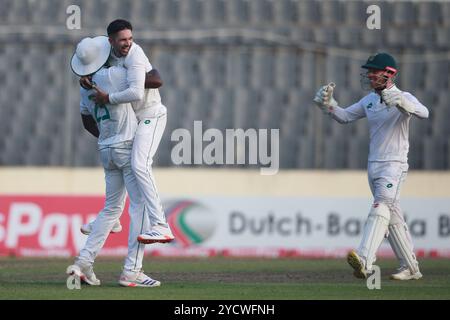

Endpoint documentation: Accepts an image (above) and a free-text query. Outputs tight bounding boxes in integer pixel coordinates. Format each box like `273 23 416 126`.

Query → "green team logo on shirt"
144 120 151 124
366 102 373 109
94 104 111 123
387 183 393 188
88 94 111 123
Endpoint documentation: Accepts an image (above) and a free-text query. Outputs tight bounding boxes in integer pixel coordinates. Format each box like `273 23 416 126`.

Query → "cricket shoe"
390 267 423 280
80 220 122 235
137 224 175 244
119 270 161 288
347 250 369 279
66 260 101 286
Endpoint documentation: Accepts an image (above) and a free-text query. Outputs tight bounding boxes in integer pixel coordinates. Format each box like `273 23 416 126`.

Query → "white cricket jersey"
329 86 429 163
80 67 138 149
108 42 166 120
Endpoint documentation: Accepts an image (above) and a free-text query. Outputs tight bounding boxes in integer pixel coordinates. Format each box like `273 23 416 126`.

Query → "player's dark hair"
107 19 133 36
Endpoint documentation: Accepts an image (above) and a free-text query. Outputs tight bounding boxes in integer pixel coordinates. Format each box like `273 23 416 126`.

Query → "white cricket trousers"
78 143 150 272
131 111 168 228
364 161 416 267
368 161 408 217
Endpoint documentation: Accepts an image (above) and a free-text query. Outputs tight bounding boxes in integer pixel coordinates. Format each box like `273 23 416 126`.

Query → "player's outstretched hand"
314 83 338 112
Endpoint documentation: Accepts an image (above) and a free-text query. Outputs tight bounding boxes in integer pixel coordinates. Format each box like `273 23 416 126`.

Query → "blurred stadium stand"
0 0 449 169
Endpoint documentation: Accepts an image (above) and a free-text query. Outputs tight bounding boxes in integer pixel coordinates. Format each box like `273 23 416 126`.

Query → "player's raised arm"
313 83 366 124
382 88 429 119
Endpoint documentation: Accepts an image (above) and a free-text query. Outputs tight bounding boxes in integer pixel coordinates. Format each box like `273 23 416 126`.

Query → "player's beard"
120 45 130 56
112 43 131 57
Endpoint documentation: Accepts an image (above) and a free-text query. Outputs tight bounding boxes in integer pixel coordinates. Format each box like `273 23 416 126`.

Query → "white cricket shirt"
329 86 429 163
80 66 138 149
108 42 166 120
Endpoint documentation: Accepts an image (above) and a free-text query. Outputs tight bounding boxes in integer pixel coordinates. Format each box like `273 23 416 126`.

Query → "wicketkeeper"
314 52 429 280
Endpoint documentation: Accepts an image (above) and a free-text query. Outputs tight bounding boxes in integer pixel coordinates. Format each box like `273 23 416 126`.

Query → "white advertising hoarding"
154 197 450 258
1 195 448 258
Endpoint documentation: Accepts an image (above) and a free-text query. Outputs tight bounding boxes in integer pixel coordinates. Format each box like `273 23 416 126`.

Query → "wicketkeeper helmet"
361 52 398 74
360 52 398 90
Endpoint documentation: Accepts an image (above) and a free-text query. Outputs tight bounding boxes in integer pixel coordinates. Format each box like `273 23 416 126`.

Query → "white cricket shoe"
66 260 101 286
137 224 175 244
119 270 161 288
347 250 370 279
390 267 423 280
80 219 122 235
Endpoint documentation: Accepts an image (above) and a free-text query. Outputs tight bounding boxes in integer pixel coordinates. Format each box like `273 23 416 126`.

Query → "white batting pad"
358 202 390 270
388 223 420 274
388 234 407 268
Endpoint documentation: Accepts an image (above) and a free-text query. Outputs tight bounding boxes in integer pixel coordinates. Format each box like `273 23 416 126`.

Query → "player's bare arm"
80 66 161 92
91 85 109 105
91 68 162 105
81 114 99 138
145 69 163 89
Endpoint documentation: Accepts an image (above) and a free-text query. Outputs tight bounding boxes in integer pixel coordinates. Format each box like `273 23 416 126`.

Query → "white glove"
382 88 416 115
313 86 327 111
313 83 338 112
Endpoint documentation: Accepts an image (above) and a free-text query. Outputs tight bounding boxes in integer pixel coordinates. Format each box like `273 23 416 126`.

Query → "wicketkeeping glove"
382 87 416 115
313 83 338 113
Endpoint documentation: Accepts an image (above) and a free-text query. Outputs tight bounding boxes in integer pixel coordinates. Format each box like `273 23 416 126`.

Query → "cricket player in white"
89 19 173 244
314 53 429 281
67 36 160 287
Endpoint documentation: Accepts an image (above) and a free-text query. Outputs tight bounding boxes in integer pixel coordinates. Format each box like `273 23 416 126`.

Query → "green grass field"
0 257 449 300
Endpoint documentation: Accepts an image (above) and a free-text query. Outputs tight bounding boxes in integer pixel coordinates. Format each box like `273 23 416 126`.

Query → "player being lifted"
81 19 174 244
313 53 429 280
68 36 160 287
